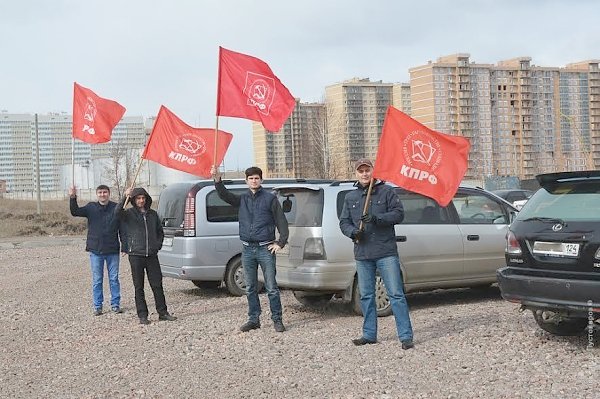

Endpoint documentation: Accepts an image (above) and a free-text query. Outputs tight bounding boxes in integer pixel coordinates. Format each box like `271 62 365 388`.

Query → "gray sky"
1 0 599 169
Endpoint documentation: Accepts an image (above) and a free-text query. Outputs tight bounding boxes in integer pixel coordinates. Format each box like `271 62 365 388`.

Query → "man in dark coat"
116 187 176 325
210 165 289 333
70 184 124 316
339 159 414 349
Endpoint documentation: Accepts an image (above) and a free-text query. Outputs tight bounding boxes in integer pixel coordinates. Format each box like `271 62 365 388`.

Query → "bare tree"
103 140 138 197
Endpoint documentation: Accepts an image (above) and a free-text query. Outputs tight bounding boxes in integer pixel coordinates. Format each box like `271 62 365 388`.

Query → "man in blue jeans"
211 165 289 333
70 184 124 316
339 159 414 349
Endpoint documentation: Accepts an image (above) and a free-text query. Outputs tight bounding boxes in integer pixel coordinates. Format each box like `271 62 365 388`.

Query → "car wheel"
351 275 393 317
192 280 221 289
224 257 246 296
292 291 333 308
532 310 588 336
224 257 263 297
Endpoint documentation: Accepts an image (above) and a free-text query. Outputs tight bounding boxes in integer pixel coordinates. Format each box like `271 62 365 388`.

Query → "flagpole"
214 116 220 166
71 137 75 189
123 156 145 209
358 177 375 232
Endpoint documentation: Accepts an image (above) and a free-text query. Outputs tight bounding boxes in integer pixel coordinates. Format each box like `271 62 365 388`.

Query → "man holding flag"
339 159 414 349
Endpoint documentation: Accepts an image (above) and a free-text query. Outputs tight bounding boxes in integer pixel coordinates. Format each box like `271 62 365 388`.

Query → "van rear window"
206 189 246 222
277 189 324 227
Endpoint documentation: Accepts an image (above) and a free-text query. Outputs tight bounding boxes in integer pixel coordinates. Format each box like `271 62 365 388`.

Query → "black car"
497 171 600 336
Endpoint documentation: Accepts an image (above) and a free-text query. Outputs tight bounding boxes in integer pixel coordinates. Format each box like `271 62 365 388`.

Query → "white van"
157 178 333 296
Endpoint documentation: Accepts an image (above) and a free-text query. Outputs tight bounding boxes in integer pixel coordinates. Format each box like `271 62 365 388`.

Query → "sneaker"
401 339 414 350
240 320 261 332
139 317 150 325
93 308 102 316
111 306 122 314
352 337 376 346
274 320 286 333
158 313 177 321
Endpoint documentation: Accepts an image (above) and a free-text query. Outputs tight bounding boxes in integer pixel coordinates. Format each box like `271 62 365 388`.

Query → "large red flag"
373 106 470 206
216 46 296 132
72 82 126 144
142 106 233 178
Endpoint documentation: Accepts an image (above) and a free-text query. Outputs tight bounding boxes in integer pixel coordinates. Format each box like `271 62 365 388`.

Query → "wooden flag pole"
358 177 375 232
122 156 145 209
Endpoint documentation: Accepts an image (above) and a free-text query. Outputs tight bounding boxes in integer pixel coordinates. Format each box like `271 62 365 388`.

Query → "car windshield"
516 181 600 222
276 188 324 227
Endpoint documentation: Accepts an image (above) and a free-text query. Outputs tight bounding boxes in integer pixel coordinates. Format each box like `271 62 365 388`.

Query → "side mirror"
282 197 292 213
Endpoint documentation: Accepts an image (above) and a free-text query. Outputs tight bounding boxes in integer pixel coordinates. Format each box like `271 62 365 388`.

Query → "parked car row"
156 174 598 337
157 178 518 316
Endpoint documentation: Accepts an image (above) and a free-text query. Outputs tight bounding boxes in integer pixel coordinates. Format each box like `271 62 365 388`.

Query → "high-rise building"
324 78 395 179
410 54 600 180
253 100 327 178
0 112 146 192
393 83 412 116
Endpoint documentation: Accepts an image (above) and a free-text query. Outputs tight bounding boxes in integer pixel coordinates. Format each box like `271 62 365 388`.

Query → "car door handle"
396 236 407 242
467 235 479 241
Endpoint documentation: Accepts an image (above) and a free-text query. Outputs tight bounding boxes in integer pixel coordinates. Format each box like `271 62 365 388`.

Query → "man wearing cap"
339 158 414 349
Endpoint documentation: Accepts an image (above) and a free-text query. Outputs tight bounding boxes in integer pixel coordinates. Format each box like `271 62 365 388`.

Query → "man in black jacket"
116 187 176 325
210 165 289 333
70 184 124 316
339 159 414 349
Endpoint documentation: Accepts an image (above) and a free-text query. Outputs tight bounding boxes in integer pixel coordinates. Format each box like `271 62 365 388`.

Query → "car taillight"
505 231 522 255
183 194 195 237
304 237 326 260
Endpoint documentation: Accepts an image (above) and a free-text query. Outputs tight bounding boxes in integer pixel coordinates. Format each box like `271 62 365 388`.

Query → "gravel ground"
0 237 598 398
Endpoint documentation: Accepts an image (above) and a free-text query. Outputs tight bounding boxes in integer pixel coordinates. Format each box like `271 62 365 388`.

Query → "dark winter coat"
339 180 404 260
215 180 289 247
115 187 164 257
70 197 123 254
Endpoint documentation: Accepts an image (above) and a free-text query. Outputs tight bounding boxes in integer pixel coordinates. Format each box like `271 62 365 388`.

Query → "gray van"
157 178 332 296
272 181 517 316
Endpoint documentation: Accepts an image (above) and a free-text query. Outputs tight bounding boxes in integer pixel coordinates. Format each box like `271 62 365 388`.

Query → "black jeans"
128 255 168 318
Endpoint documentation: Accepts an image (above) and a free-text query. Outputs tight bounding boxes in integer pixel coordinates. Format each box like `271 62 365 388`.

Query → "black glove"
351 229 364 242
361 213 377 224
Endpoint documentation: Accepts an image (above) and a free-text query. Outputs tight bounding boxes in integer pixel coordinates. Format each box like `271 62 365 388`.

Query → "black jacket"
70 197 123 254
339 180 404 260
115 188 164 257
215 180 288 247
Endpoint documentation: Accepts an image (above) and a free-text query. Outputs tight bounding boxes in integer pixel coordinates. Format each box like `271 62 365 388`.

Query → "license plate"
532 241 579 257
163 237 173 247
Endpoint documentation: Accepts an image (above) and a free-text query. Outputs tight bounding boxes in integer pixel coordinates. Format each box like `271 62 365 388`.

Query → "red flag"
216 46 296 132
373 106 470 206
72 82 126 144
142 106 233 178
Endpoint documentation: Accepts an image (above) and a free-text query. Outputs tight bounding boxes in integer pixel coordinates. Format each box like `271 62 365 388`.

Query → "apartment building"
324 78 395 179
410 54 600 180
0 112 146 192
253 100 327 178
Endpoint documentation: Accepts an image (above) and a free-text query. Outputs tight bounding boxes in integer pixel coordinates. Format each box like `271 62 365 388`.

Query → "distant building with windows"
0 112 147 192
409 54 600 180
253 100 328 178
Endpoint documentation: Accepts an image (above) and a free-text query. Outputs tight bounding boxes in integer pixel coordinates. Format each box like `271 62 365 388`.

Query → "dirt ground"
0 198 86 238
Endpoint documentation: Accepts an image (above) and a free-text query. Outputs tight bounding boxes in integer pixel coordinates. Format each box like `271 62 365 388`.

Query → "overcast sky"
1 0 599 169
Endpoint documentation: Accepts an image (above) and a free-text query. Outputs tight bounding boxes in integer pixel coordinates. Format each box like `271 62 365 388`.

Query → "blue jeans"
89 253 121 309
242 244 282 322
356 255 413 342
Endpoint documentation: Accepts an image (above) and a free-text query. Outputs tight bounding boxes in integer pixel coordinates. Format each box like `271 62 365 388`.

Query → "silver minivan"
157 178 332 296
272 182 517 316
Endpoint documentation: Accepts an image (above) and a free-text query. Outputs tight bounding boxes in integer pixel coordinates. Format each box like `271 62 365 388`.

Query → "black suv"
497 171 600 336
